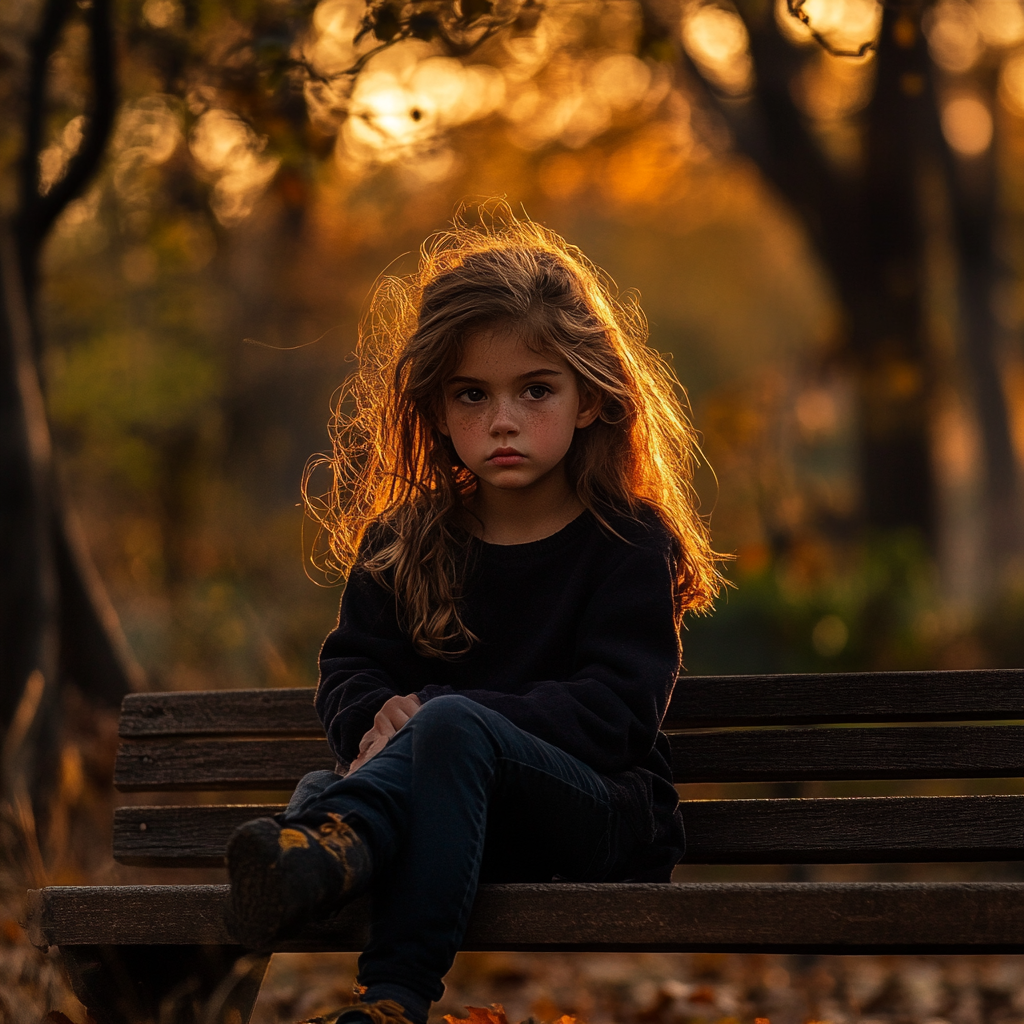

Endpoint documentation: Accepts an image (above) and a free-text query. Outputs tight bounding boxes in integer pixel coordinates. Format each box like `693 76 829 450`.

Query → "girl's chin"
476 473 540 491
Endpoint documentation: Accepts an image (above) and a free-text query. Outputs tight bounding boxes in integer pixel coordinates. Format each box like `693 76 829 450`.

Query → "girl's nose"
489 399 519 437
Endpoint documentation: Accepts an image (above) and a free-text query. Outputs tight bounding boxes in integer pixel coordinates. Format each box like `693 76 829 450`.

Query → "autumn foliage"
445 1004 580 1024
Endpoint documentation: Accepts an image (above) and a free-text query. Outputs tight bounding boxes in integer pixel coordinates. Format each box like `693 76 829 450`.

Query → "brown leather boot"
224 813 373 950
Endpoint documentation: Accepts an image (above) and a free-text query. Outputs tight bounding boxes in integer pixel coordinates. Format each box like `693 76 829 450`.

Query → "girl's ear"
436 417 451 437
575 389 601 429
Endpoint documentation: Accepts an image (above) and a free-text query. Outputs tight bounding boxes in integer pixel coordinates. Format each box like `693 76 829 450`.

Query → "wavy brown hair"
304 205 723 657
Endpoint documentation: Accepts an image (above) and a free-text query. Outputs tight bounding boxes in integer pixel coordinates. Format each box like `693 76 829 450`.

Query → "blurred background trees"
3 0 1024 799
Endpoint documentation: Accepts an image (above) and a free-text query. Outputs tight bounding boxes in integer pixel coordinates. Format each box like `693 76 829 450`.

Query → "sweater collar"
473 509 594 561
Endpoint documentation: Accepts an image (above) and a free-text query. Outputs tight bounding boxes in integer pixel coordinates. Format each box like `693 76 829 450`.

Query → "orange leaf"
444 1005 511 1024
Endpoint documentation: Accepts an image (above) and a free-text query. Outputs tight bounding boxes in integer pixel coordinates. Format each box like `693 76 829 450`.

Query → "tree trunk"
847 4 936 541
0 226 60 810
1 0 140 813
940 76 1020 577
657 0 944 541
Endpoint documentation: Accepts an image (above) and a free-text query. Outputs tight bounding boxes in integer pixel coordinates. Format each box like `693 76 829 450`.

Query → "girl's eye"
458 388 486 403
524 385 550 400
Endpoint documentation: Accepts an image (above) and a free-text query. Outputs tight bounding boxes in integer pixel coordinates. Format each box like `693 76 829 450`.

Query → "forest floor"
252 950 1024 1024
6 939 1024 1024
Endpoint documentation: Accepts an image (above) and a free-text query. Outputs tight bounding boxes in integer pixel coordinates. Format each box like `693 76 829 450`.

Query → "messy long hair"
304 205 723 657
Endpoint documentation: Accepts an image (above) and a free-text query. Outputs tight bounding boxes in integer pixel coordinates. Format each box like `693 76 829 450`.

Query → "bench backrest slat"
673 725 1024 783
114 737 334 792
668 669 1024 726
118 671 1024 736
119 689 323 737
113 726 1024 792
110 794 1024 868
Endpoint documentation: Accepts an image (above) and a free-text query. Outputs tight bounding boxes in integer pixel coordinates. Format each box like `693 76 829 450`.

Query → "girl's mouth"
488 447 526 466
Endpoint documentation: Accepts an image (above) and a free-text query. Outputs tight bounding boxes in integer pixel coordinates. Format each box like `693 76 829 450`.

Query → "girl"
225 208 721 1024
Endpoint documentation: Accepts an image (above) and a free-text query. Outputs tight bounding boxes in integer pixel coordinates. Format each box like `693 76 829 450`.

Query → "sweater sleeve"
315 567 420 763
416 536 681 774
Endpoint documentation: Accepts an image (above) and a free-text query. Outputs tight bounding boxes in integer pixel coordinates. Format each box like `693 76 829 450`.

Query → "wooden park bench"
26 669 1024 1024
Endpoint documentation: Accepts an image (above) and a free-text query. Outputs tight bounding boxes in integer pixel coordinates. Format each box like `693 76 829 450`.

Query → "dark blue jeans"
281 694 639 1022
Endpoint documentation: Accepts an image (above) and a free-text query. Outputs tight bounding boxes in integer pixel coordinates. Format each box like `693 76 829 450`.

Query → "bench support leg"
58 944 270 1024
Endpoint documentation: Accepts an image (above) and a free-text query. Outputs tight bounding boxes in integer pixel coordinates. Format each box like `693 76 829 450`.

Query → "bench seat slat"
117 669 1024 738
27 882 1024 953
114 725 1024 791
111 795 1024 867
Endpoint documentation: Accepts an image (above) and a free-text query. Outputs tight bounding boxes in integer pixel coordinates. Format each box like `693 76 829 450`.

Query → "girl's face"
439 329 599 494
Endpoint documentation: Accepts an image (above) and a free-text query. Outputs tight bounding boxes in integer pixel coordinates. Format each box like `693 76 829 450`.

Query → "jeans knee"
413 693 479 733
409 694 498 773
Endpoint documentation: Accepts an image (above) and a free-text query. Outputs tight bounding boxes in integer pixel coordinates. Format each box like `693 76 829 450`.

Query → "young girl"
225 209 721 1024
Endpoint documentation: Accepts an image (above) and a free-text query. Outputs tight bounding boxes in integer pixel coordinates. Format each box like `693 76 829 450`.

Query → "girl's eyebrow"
447 368 563 385
516 368 563 381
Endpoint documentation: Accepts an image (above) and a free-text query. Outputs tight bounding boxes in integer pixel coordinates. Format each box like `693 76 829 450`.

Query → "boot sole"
225 817 289 950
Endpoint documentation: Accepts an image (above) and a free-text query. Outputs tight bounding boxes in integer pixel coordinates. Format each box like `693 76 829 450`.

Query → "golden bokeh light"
190 109 280 225
502 17 555 81
142 0 182 29
681 3 754 96
338 44 506 166
976 0 1024 47
941 94 994 155
925 0 983 74
794 50 876 122
301 0 367 128
591 53 652 110
108 95 183 216
308 0 363 74
331 25 663 171
507 58 611 149
778 0 881 56
776 0 815 44
1000 47 1024 114
39 115 85 195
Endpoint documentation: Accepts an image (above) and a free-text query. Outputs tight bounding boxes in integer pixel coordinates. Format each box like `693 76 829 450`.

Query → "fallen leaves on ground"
244 952 1024 1024
445 1005 515 1024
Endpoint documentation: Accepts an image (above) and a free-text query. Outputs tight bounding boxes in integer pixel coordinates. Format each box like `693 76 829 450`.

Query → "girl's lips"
488 448 525 466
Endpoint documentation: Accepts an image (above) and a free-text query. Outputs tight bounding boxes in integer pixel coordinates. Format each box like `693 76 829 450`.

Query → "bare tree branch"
786 0 878 58
37 0 118 245
16 0 118 307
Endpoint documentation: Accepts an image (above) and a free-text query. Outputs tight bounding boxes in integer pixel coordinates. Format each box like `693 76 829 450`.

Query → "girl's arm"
417 537 681 775
316 567 424 764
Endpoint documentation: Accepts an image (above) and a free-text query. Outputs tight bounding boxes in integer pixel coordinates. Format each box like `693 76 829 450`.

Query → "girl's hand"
348 694 422 772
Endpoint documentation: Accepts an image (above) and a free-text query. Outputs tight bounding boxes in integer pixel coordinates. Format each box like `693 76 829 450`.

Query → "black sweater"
315 506 685 881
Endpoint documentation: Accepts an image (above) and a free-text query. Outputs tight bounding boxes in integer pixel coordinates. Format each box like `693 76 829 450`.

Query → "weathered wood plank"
114 805 286 866
682 794 1024 862
668 669 1024 727
114 725 1024 791
111 795 1024 867
27 882 1024 953
673 725 1024 782
117 669 1024 739
113 738 335 792
119 689 322 738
